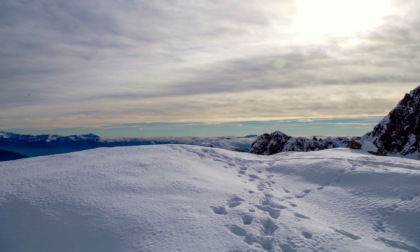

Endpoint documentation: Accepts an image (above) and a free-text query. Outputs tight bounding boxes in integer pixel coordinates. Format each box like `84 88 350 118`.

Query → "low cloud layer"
1 0 419 129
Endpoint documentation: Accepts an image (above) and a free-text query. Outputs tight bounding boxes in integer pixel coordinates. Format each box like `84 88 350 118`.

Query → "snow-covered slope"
0 145 419 252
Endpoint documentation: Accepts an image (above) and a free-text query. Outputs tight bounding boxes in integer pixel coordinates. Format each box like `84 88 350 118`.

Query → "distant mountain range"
2 86 418 161
250 85 420 158
0 132 256 161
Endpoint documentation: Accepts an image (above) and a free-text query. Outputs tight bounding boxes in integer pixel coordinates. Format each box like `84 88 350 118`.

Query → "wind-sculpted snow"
0 145 419 251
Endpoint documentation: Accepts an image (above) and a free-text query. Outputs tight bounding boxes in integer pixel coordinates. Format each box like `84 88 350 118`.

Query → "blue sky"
1 0 419 137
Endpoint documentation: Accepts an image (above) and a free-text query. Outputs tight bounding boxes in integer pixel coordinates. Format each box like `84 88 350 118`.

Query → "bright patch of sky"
289 0 396 43
1 0 419 136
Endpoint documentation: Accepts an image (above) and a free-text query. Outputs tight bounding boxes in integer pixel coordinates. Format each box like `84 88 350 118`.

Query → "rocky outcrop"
251 85 419 157
364 85 420 156
250 131 291 155
347 140 362 150
250 131 353 155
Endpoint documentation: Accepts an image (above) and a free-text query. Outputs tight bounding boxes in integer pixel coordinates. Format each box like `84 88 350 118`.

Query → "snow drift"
0 145 419 251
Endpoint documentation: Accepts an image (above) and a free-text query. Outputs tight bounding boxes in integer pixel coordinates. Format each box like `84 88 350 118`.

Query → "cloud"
0 0 419 129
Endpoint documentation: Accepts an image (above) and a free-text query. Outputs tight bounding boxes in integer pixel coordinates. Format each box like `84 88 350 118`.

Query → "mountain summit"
364 85 420 156
250 85 420 158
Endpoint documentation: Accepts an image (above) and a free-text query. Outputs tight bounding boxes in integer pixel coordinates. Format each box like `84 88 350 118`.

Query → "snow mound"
0 145 419 252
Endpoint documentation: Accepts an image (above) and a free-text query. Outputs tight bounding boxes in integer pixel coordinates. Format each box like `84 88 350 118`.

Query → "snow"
360 140 378 153
0 145 419 252
105 135 256 152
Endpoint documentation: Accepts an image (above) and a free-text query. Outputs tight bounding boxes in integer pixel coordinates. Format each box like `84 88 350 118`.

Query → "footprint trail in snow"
204 147 420 252
1 145 419 252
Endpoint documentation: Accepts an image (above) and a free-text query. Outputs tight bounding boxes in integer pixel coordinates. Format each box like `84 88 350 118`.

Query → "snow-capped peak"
251 85 420 158
364 85 420 156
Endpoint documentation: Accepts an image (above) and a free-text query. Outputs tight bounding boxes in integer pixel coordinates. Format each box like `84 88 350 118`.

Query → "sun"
288 0 396 44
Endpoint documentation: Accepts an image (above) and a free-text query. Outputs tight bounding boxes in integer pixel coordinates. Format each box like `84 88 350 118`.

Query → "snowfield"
0 145 419 252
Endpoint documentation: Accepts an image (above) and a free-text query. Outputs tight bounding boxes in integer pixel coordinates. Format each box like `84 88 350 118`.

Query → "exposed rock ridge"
250 131 355 155
364 85 420 155
250 85 420 157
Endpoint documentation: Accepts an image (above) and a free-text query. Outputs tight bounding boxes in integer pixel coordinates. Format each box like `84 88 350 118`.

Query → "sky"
1 0 419 137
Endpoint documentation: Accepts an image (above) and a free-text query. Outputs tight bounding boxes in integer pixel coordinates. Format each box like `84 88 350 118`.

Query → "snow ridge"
0 145 419 251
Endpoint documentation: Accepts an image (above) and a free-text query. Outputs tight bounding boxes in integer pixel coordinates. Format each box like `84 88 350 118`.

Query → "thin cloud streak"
0 0 419 130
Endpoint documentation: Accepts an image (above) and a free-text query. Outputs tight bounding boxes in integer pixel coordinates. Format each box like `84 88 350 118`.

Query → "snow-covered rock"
364 85 420 156
0 145 419 251
251 85 420 158
250 131 291 155
250 131 353 155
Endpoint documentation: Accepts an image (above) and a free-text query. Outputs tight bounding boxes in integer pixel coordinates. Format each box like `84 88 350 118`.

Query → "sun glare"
289 0 396 44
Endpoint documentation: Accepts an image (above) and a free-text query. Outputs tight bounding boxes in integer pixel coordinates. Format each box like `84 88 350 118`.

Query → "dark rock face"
250 131 352 155
250 131 290 155
250 85 419 157
368 148 387 156
365 85 420 155
347 140 362 150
